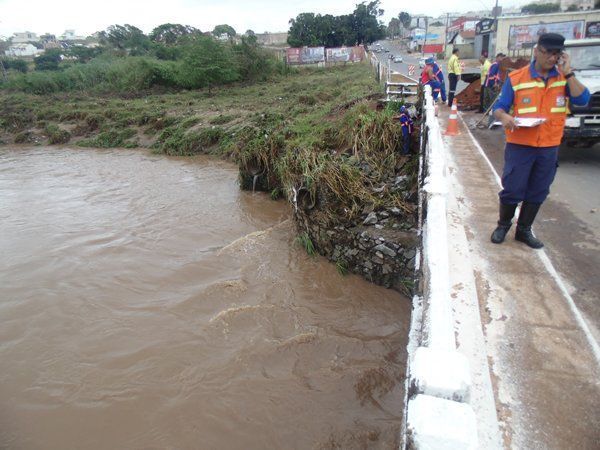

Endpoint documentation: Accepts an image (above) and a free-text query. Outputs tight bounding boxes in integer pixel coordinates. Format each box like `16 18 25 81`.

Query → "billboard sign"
476 18 496 35
586 21 600 38
508 21 584 50
286 46 325 65
326 46 365 62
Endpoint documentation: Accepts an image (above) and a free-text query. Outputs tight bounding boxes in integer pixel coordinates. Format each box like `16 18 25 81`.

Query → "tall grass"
1 38 286 95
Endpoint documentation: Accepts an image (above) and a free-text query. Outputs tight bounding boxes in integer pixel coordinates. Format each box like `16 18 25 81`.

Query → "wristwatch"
565 72 575 79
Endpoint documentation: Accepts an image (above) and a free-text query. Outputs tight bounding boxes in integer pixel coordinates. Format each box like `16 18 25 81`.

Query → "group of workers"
420 48 507 113
417 34 591 250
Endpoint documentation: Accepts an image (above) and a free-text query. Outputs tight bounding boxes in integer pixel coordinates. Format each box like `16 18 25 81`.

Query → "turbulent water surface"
0 146 411 449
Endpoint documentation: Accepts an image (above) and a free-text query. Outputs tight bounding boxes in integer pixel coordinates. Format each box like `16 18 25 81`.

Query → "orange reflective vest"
505 65 567 147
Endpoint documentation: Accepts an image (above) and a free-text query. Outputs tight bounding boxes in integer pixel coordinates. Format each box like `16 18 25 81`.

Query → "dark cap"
495 52 506 58
537 33 565 51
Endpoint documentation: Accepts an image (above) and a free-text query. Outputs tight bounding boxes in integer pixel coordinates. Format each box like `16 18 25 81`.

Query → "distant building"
60 30 85 41
560 0 594 10
12 32 40 44
530 0 595 10
5 43 43 57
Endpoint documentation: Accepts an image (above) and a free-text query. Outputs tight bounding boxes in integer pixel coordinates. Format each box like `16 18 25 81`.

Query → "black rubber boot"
491 202 518 244
515 202 544 249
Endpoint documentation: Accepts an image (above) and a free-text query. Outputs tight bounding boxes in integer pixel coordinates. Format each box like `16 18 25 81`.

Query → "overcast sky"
0 0 525 38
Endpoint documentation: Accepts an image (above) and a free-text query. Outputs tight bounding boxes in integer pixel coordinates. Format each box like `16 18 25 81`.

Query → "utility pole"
422 17 429 56
444 13 450 56
493 0 499 58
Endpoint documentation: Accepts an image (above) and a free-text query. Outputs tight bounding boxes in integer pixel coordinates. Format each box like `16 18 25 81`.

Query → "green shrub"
45 124 71 144
77 128 136 147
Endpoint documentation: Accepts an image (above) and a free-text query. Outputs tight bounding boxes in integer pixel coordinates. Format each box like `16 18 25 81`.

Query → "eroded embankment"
0 63 421 292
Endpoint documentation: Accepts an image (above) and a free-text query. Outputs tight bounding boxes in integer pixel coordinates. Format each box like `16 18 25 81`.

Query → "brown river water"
0 146 411 450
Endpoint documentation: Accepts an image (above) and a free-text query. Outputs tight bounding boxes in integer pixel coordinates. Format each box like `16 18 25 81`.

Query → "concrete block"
411 346 471 402
406 394 478 450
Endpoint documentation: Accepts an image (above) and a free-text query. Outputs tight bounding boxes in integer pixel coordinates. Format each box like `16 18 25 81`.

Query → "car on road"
393 55 403 63
561 38 600 148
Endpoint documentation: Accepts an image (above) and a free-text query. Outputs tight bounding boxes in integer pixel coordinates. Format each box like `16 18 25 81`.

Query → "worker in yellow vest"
490 33 590 249
447 48 461 106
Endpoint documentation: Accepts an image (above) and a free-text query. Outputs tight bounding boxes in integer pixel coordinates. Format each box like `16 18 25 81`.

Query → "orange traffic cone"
444 99 460 136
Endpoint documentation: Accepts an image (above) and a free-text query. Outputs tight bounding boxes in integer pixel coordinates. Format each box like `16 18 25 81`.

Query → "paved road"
372 39 477 96
441 109 600 448
465 112 600 344
373 40 600 336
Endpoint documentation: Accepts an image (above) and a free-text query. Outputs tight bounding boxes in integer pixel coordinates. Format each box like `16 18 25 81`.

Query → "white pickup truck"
562 38 600 148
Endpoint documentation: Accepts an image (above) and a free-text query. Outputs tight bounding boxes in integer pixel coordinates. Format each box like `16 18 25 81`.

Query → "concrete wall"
495 10 600 55
255 32 288 46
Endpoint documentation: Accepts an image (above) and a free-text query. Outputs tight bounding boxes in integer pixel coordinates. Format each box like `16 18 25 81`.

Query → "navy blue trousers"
401 131 410 155
499 143 558 205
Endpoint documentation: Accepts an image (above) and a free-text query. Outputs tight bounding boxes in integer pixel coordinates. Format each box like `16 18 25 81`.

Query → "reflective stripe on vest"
550 80 567 88
506 65 567 147
513 81 545 91
517 106 538 114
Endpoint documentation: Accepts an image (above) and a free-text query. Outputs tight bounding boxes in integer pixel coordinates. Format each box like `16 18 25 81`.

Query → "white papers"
490 118 546 128
514 117 546 127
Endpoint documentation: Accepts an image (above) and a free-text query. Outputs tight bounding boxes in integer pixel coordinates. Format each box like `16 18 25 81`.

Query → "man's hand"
559 51 572 74
498 111 517 131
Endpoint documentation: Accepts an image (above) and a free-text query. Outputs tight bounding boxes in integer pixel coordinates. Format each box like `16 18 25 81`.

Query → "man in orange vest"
490 33 590 248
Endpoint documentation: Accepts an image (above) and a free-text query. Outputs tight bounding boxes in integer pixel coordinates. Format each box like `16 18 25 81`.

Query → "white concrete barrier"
404 85 478 449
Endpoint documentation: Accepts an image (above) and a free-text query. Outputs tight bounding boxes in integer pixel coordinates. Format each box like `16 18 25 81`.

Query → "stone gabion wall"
294 204 418 294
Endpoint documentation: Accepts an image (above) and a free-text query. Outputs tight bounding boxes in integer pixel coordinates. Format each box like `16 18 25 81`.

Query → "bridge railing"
402 85 478 449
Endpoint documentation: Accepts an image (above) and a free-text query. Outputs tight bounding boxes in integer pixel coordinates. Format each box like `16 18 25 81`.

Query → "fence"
366 52 418 100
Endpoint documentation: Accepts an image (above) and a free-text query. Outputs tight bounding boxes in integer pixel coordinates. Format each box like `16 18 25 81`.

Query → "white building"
5 43 43 57
11 32 40 43
560 0 594 10
60 30 85 41
532 0 594 10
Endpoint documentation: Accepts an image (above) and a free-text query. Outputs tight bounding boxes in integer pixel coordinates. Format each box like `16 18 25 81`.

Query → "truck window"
569 44 600 70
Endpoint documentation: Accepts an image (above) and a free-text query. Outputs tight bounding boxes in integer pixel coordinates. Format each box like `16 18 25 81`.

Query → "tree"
287 13 322 47
388 18 401 38
244 30 258 45
99 24 151 55
1 58 28 73
149 23 200 45
34 49 62 71
178 36 239 91
287 2 385 47
212 24 236 38
430 21 444 26
398 12 411 29
349 1 386 45
521 2 560 14
67 45 102 63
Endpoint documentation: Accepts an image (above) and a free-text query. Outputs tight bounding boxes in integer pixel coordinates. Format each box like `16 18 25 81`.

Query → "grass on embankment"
1 63 415 221
0 63 379 156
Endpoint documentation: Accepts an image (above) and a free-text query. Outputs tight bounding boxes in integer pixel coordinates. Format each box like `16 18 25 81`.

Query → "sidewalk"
436 107 600 449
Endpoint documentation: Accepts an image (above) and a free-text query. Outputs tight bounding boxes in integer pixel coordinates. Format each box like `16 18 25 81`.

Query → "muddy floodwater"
0 147 411 449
